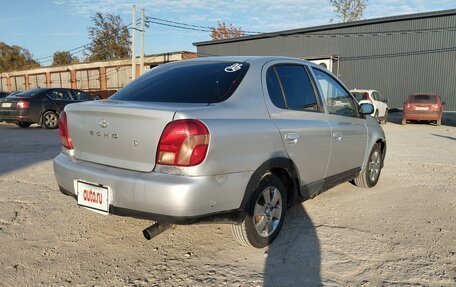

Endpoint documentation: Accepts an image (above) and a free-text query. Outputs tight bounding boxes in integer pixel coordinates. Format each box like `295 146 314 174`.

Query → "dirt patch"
0 116 455 286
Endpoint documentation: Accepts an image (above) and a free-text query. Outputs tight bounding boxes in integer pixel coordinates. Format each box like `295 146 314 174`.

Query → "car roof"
350 89 377 93
177 55 317 66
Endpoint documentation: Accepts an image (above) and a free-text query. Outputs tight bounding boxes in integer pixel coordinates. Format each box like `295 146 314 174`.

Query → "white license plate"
1 103 12 108
77 181 109 213
415 107 429 110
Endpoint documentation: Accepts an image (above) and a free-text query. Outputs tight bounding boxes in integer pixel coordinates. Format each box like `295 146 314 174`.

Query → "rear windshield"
110 61 249 103
12 88 45 98
352 92 368 102
410 95 437 104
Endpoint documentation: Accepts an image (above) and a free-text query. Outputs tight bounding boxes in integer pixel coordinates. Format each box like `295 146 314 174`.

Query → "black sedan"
0 88 98 128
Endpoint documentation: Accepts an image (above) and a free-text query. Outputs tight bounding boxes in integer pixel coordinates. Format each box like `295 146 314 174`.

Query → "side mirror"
359 103 374 115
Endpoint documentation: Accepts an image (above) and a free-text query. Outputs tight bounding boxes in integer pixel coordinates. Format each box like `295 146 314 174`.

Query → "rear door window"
272 65 319 111
266 67 286 109
48 90 72 100
411 95 437 104
72 90 94 101
110 61 249 103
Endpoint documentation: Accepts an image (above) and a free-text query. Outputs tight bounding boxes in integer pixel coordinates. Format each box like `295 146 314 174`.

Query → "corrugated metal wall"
196 13 456 110
11 76 26 91
0 77 6 91
106 66 131 90
50 72 71 88
76 69 100 91
28 74 47 89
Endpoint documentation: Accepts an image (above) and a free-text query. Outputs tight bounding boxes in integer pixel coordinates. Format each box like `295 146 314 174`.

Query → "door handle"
285 133 300 143
332 132 342 142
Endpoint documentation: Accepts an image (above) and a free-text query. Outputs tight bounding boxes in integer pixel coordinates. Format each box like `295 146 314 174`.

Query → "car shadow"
0 123 60 176
263 204 321 286
431 134 456 141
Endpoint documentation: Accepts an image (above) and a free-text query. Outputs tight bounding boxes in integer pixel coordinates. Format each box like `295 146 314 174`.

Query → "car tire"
231 174 287 248
381 110 388 125
401 118 407 125
42 111 59 129
374 110 379 120
353 143 382 188
16 122 31 128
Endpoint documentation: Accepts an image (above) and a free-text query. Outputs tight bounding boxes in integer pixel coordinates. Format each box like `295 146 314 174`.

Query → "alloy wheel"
253 186 283 238
368 150 381 182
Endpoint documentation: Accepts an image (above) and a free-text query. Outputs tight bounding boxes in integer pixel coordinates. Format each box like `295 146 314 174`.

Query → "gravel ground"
0 112 455 287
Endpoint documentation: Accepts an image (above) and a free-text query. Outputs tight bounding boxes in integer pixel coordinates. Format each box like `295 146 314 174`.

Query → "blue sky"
0 0 454 66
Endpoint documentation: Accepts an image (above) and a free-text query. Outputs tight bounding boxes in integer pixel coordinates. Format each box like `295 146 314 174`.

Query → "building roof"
194 9 456 46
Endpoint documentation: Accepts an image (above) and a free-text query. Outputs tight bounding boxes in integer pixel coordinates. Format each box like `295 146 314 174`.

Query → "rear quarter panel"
172 61 287 176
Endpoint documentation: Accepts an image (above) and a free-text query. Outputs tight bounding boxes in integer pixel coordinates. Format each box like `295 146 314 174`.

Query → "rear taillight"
156 119 210 167
16 100 29 109
59 111 73 150
405 103 411 109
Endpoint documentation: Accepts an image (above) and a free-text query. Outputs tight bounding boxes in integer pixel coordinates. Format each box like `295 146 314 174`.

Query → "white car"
351 89 389 124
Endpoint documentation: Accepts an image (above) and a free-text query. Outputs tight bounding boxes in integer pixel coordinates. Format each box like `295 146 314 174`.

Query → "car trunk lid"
66 100 207 172
0 97 21 111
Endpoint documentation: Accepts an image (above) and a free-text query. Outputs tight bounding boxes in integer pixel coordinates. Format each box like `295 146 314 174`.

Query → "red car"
402 93 445 126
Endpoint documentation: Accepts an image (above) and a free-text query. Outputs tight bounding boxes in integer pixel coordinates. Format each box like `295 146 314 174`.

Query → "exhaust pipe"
142 222 175 240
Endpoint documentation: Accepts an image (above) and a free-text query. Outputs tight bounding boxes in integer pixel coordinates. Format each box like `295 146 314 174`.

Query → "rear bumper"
403 111 441 121
0 110 35 123
53 153 251 224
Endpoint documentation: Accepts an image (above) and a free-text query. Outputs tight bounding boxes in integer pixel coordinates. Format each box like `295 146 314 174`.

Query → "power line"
148 20 212 32
147 16 261 35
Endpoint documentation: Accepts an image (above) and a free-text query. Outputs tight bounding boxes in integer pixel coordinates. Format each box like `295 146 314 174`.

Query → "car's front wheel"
42 111 59 129
353 143 383 188
231 174 287 248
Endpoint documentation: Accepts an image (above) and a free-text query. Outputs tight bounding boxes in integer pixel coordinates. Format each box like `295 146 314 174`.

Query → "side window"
50 90 72 100
266 67 286 109
274 65 319 111
72 90 93 101
372 92 379 101
312 68 358 117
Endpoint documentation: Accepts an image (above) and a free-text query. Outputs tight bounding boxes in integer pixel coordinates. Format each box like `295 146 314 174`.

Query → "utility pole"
139 9 145 76
131 4 136 81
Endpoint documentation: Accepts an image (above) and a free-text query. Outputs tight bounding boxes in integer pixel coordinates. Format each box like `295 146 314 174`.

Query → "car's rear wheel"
353 143 383 188
231 174 286 248
16 122 31 128
43 111 59 129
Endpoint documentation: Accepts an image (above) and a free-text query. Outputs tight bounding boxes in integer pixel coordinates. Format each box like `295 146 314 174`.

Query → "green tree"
85 12 131 61
210 21 246 40
0 42 40 73
330 0 367 22
52 51 79 66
